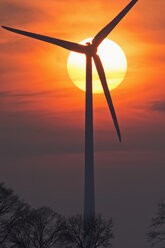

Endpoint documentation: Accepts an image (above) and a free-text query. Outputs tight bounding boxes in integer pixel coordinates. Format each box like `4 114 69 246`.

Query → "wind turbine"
2 0 138 221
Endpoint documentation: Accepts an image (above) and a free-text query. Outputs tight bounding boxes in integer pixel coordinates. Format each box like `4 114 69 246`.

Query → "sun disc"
67 38 127 94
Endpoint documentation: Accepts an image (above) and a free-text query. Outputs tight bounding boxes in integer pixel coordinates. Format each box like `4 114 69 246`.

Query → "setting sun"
67 38 127 93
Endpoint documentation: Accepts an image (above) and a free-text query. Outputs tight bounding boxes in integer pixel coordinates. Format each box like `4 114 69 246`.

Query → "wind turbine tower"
2 0 138 222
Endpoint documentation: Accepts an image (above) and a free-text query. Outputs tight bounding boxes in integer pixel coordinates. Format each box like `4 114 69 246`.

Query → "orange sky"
0 1 165 248
1 0 165 119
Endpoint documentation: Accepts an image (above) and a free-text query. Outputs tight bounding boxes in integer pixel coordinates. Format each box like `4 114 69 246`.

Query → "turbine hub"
86 42 97 56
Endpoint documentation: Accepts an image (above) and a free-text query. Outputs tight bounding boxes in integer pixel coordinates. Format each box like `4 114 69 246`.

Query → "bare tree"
8 206 32 248
60 215 114 248
147 199 165 247
0 182 27 246
29 207 65 248
0 183 114 248
8 206 66 248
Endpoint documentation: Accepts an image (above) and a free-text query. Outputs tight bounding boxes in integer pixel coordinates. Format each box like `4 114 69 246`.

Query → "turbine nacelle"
86 42 97 56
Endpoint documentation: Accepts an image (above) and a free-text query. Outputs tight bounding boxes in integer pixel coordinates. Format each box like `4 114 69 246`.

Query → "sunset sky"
0 0 165 247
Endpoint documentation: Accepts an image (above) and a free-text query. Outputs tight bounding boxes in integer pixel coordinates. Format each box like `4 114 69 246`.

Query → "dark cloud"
0 63 20 76
149 101 165 112
0 91 11 97
0 1 43 26
0 126 83 158
0 90 67 98
0 38 37 54
0 31 63 55
0 105 164 160
0 108 84 159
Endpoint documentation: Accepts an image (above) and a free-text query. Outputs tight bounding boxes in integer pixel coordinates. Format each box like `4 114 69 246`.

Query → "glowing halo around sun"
67 38 127 94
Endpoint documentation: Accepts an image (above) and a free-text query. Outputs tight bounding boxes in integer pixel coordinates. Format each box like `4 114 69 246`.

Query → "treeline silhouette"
147 199 165 248
0 182 113 248
1 181 164 248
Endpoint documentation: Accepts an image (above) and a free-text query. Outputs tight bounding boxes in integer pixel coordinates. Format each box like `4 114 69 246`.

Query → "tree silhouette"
60 215 114 248
28 207 65 248
147 199 165 247
8 206 33 248
0 182 114 248
0 182 27 246
8 206 66 248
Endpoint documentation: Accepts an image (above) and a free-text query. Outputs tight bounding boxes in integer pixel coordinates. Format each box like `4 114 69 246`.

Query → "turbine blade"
1 26 87 54
92 0 138 47
93 54 121 142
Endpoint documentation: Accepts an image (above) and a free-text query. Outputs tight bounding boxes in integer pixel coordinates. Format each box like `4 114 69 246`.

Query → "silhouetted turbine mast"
2 0 138 222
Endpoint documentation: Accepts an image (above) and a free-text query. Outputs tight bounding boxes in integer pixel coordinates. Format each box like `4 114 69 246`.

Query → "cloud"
149 101 165 112
0 89 75 99
0 104 164 160
0 1 43 26
0 91 11 98
0 38 37 55
0 108 84 159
